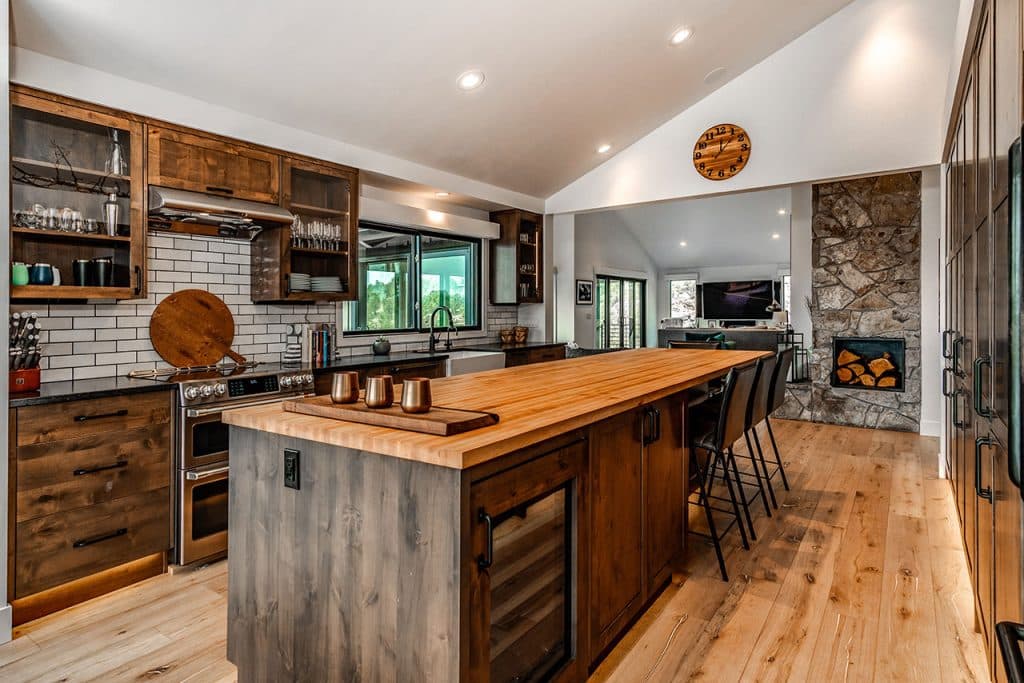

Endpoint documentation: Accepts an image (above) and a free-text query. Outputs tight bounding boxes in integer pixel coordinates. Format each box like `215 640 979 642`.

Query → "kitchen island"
223 348 767 682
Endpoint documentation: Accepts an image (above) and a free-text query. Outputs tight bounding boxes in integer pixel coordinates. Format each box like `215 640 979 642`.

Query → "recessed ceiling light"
679 241 688 247
704 67 727 85
457 70 485 91
771 233 781 240
435 191 450 198
777 209 787 215
597 143 612 154
670 27 692 45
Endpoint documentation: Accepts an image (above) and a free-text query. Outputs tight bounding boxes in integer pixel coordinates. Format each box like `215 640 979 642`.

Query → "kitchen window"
595 274 646 349
344 223 481 334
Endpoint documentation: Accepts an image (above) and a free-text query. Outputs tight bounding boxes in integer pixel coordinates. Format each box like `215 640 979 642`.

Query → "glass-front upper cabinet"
10 88 146 299
489 209 544 305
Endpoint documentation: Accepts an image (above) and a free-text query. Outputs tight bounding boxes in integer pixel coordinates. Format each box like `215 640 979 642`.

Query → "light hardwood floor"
0 420 988 682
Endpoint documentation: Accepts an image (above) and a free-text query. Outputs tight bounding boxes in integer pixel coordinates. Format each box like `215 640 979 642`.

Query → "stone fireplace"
830 336 906 392
777 171 921 432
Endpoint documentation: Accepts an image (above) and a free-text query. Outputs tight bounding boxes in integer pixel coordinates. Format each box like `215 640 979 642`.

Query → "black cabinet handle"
973 356 994 418
976 435 994 502
952 390 967 429
206 185 234 195
942 367 956 397
653 407 662 442
74 408 128 423
73 459 128 476
997 621 1024 683
133 265 142 296
72 527 128 549
477 510 494 570
942 330 956 359
953 336 964 376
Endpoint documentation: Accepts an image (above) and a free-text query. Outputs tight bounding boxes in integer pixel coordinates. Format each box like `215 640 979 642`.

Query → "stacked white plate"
311 276 343 293
290 273 311 291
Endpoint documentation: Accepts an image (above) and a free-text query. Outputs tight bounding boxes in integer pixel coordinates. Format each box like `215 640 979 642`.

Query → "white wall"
573 213 659 347
11 48 544 214
552 214 576 343
789 184 814 345
920 166 942 437
546 0 958 214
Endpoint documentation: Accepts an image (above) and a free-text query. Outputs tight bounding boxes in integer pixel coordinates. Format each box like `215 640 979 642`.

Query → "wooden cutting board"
149 289 246 367
282 395 499 436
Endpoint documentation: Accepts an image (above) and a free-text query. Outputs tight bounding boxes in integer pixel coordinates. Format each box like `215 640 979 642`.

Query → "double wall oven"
137 365 314 564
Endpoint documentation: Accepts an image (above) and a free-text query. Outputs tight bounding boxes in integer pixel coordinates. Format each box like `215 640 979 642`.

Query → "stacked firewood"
833 349 900 388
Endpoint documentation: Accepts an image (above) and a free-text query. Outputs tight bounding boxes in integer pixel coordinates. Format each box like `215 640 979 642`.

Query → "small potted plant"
372 335 391 356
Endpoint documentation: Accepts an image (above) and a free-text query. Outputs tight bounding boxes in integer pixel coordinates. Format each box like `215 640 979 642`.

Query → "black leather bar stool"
762 347 794 492
729 354 779 513
687 363 758 582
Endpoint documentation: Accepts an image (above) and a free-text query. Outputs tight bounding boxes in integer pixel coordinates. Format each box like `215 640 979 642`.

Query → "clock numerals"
694 124 750 180
694 151 703 160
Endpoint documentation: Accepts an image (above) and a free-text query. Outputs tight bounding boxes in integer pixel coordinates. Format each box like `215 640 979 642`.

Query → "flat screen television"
701 280 776 320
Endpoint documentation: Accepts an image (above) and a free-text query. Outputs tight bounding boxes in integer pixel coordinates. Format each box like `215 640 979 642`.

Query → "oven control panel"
228 375 280 398
180 373 315 404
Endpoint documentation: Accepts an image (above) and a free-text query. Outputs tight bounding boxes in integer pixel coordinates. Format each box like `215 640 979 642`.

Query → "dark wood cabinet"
503 345 567 368
10 88 148 300
147 125 280 204
311 358 445 395
587 397 686 663
9 391 173 624
467 437 588 683
943 1 1024 674
489 209 544 305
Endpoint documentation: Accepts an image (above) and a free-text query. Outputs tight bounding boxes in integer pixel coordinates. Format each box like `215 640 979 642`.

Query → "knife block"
10 367 40 394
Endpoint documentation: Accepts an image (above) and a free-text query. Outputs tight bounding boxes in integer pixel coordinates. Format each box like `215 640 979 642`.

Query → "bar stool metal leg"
764 416 791 491
690 447 729 581
727 446 757 541
750 427 778 508
743 430 772 517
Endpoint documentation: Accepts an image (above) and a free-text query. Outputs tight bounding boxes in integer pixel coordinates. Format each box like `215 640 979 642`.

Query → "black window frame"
344 221 483 336
595 273 647 349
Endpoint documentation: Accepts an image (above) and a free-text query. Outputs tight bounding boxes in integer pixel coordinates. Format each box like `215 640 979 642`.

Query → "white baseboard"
919 419 941 437
0 604 12 645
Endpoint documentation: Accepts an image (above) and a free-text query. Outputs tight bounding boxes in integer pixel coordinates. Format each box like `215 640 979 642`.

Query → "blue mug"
29 263 54 286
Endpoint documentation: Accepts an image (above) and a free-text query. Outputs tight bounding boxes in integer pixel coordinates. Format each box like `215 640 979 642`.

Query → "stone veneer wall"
777 172 922 431
14 232 517 383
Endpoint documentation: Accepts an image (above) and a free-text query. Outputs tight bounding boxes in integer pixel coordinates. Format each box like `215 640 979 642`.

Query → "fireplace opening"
831 336 905 392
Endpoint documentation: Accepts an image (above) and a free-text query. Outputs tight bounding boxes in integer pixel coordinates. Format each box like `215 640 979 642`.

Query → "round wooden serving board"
149 289 246 367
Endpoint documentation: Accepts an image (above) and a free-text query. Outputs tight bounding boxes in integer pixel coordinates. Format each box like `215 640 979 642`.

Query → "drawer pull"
72 527 128 549
73 459 129 477
74 408 128 423
206 185 234 195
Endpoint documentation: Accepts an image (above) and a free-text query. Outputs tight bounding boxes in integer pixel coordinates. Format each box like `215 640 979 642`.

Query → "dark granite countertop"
9 376 177 408
310 351 451 373
455 341 565 353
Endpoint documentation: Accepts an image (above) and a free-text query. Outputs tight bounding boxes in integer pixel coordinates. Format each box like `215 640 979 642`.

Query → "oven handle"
186 465 230 481
185 393 312 418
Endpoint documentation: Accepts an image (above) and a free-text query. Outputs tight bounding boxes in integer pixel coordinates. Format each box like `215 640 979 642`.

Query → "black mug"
90 257 112 287
72 259 90 287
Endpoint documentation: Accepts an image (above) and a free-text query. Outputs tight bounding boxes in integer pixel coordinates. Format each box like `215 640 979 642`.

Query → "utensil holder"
10 367 40 394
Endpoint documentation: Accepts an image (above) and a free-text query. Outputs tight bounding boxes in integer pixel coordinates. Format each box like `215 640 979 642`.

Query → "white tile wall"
15 231 520 383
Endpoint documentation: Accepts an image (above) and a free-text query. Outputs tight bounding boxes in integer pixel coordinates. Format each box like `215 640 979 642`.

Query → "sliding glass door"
595 275 646 349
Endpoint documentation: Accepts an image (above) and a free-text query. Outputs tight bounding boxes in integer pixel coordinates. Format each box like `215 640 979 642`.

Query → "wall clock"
693 123 750 181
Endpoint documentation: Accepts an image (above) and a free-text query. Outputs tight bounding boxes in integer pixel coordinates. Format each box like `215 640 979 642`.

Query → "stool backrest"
746 354 778 427
668 340 721 350
768 347 795 412
715 363 758 449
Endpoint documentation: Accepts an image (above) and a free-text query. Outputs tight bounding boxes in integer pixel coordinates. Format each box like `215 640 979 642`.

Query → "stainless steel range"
131 362 314 564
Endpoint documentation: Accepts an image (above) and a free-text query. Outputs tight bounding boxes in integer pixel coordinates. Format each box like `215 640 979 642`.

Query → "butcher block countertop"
222 348 768 470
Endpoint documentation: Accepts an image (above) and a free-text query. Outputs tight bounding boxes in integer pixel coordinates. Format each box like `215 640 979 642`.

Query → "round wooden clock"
693 123 751 181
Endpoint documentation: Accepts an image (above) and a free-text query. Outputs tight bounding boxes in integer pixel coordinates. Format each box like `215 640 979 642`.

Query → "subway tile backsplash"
16 231 519 383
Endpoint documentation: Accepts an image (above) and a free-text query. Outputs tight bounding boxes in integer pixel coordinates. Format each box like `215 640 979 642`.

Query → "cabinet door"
993 0 1020 208
992 433 1024 683
978 13 994 229
961 233 978 574
589 409 643 658
992 198 1011 433
965 77 977 235
148 126 280 204
467 441 587 683
644 396 684 595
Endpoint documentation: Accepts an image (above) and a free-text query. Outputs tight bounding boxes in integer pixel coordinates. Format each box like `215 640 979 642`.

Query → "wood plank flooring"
0 419 987 682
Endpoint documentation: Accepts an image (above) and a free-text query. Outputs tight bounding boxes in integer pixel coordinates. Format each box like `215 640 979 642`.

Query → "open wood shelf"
12 226 131 244
11 156 131 183
11 284 134 300
290 246 349 256
277 291 349 302
289 202 348 218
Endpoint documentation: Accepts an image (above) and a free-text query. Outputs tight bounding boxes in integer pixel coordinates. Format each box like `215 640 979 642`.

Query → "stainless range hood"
148 186 294 238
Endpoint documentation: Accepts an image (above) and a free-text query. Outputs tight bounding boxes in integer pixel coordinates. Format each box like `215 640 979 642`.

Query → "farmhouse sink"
443 350 506 376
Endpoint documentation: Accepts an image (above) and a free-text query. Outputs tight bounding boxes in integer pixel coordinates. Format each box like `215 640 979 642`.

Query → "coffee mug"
52 266 61 286
400 378 432 414
29 263 53 286
364 376 394 409
73 259 90 286
11 262 28 286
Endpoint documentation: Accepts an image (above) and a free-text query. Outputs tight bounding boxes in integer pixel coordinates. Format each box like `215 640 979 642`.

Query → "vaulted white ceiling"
585 188 793 271
12 0 855 199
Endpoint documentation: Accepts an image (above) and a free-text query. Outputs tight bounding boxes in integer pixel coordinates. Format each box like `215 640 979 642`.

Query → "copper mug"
400 377 432 414
364 375 394 409
330 371 360 404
